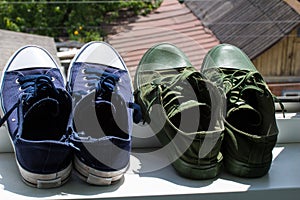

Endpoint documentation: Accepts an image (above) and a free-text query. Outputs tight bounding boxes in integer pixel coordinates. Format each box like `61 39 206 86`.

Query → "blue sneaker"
0 46 73 188
67 41 140 185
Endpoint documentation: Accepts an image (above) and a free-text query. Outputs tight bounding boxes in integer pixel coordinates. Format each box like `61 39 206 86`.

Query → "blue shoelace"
0 74 60 126
71 67 142 124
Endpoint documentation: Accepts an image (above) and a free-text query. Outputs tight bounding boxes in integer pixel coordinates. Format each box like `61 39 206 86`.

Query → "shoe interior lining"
227 107 262 135
22 93 71 141
169 105 211 133
73 93 129 140
227 89 277 136
96 93 129 140
164 78 212 133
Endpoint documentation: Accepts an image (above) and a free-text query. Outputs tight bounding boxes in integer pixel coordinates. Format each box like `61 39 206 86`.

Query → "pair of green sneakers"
134 43 279 179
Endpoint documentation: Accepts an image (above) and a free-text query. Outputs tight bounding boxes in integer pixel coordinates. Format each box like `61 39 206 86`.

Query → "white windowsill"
0 143 299 200
0 109 299 199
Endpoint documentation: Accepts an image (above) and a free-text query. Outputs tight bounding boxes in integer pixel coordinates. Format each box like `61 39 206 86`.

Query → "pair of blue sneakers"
0 42 140 188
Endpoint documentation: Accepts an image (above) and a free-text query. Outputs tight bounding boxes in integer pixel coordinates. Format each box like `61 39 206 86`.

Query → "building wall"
252 26 300 77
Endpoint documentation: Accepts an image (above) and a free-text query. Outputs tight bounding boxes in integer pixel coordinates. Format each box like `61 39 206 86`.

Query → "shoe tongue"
227 104 262 127
24 98 60 120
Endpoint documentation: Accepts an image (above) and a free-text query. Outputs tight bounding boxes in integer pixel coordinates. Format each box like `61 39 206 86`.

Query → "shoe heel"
17 160 72 188
224 154 270 178
172 156 223 179
73 156 128 185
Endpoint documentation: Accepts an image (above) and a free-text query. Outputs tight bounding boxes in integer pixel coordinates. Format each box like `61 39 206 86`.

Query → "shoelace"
222 69 265 105
72 67 142 123
229 69 284 114
204 68 284 112
72 68 121 98
0 75 59 126
204 68 285 149
139 67 209 124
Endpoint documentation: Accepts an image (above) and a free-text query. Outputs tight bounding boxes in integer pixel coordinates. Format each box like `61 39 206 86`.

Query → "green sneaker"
134 43 225 179
201 44 279 178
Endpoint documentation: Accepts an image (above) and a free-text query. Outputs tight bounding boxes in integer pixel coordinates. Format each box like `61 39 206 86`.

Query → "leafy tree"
0 0 162 42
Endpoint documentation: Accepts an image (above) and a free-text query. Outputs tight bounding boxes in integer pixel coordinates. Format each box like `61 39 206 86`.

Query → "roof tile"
107 0 219 80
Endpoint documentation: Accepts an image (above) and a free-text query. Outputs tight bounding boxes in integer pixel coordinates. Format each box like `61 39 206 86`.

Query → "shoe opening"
22 91 71 141
73 92 129 140
163 78 212 133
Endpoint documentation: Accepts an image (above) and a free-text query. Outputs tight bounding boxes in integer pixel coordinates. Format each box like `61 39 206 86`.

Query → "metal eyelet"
18 87 22 91
83 76 87 81
51 77 55 81
81 69 86 74
85 83 89 87
15 78 19 84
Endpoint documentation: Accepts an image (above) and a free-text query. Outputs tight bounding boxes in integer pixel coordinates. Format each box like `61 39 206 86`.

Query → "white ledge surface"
0 143 299 200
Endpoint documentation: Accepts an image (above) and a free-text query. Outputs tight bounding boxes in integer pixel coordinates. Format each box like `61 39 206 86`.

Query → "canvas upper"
134 43 225 179
0 45 73 188
201 43 279 178
67 41 140 185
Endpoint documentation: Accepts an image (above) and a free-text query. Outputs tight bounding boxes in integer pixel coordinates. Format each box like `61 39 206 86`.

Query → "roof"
107 0 219 79
185 0 300 59
284 0 300 15
0 29 59 70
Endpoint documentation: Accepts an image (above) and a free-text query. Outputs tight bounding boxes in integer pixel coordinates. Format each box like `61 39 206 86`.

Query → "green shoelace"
203 67 284 111
203 67 284 148
138 67 210 124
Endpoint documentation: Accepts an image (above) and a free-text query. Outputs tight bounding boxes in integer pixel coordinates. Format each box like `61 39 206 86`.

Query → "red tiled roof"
107 0 219 80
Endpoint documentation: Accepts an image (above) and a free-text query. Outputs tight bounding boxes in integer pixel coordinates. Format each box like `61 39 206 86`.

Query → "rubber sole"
172 154 223 180
6 122 72 189
155 129 223 179
17 160 72 188
73 156 128 185
152 118 223 180
224 153 271 178
149 120 223 180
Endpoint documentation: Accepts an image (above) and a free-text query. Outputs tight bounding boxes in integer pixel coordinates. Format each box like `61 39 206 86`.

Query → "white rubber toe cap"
5 46 58 72
72 42 126 70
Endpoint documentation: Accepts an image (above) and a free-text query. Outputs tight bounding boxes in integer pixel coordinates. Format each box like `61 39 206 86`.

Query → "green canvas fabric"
202 44 280 178
134 43 225 179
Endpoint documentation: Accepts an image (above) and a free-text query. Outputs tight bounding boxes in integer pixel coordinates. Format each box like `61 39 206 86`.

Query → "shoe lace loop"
140 67 208 124
19 75 59 103
73 68 120 98
0 74 59 126
96 74 120 102
203 68 285 149
222 70 265 104
223 69 285 115
74 67 142 123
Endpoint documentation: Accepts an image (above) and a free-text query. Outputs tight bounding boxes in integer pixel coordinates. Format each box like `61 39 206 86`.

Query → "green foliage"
0 0 162 42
